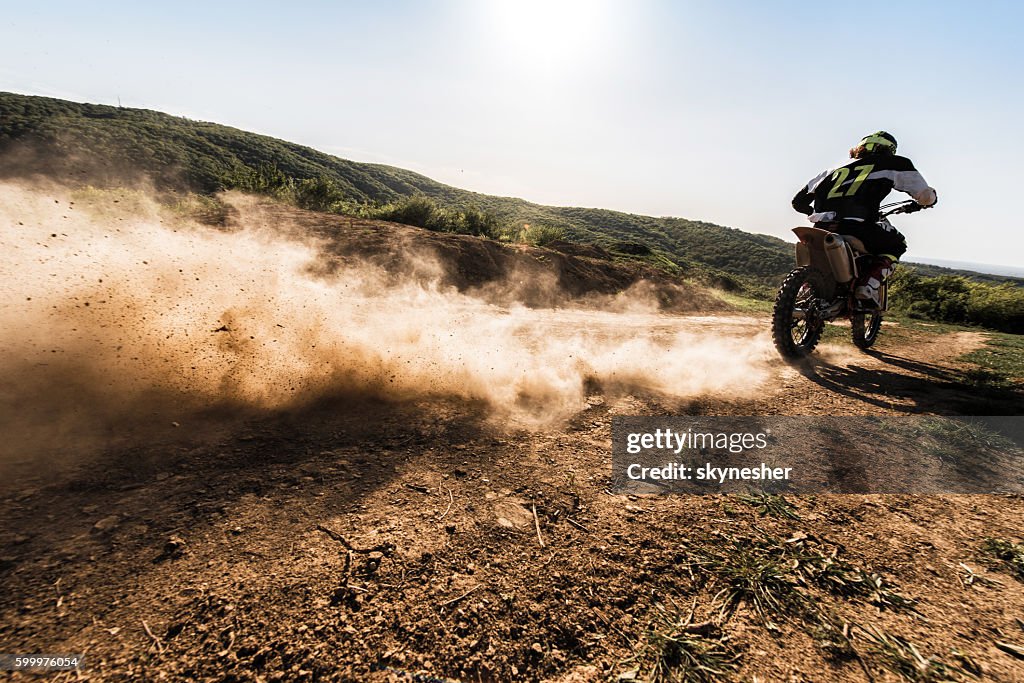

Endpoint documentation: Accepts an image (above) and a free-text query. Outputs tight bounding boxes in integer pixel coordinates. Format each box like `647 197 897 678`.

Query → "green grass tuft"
734 493 800 520
858 625 975 682
979 538 1024 581
629 601 741 683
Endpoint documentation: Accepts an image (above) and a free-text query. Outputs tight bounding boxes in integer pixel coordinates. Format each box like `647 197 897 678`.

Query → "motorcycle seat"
841 235 869 254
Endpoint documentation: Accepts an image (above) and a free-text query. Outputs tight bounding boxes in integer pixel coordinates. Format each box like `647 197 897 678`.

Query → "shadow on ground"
797 350 1023 415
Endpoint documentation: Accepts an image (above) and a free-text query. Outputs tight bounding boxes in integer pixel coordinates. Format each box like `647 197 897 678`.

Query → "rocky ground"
2 311 1023 682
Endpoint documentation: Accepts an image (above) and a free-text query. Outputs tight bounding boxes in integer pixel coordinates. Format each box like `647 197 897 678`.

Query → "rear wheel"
772 266 827 360
851 309 882 349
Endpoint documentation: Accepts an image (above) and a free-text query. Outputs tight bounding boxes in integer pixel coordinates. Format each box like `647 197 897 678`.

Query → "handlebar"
879 200 925 217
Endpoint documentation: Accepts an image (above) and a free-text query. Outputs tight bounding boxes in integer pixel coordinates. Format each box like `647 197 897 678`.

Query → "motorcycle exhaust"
824 234 855 283
795 240 811 267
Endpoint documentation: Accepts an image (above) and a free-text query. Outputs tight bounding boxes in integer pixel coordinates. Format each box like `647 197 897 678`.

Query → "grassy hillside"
1 91 1020 297
0 92 797 286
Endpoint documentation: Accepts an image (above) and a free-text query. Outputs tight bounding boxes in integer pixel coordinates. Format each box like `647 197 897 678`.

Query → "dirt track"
2 307 1024 682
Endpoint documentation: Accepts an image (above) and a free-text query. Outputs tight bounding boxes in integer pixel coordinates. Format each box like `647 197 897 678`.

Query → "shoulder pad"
888 155 917 171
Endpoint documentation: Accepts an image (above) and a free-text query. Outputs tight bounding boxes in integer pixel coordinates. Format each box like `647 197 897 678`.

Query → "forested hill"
0 92 794 282
1 91 1017 289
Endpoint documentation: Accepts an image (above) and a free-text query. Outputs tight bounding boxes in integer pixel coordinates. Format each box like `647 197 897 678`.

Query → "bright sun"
485 0 616 72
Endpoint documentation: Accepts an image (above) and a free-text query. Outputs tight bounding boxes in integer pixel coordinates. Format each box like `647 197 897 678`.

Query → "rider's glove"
904 203 923 213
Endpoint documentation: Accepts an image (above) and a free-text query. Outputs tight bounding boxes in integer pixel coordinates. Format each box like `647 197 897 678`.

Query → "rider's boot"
854 255 896 308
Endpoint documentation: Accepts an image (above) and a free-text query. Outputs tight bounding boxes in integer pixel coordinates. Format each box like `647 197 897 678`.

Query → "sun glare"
485 0 616 72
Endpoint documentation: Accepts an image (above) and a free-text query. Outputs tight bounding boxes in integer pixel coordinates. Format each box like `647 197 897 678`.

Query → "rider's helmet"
850 131 897 158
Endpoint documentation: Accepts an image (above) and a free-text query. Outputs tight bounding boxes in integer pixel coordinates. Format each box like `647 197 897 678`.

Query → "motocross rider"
791 131 937 307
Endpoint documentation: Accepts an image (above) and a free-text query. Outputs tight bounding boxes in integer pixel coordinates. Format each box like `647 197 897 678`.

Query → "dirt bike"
771 200 920 360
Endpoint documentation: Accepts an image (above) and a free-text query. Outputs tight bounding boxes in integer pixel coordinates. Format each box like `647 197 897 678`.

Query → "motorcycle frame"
792 226 889 316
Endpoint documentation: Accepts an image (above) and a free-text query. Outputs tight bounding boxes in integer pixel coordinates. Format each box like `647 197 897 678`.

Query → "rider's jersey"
792 153 937 223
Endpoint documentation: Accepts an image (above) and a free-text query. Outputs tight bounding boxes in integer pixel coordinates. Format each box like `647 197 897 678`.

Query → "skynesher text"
626 462 792 483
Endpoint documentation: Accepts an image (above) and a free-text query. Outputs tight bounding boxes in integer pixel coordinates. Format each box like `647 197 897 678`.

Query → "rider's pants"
838 218 907 261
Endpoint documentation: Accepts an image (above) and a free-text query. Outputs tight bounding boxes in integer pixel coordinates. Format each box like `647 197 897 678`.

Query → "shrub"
364 196 502 237
374 195 437 228
967 282 1024 333
458 205 500 238
293 175 346 212
518 223 565 247
890 268 1024 333
222 161 293 198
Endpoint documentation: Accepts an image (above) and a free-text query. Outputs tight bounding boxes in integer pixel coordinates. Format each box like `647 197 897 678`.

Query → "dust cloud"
0 181 773 462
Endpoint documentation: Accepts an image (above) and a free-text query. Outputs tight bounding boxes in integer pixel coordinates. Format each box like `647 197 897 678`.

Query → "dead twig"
389 434 416 448
532 503 545 548
958 562 1003 588
592 607 635 648
318 524 391 597
854 648 876 683
142 620 164 654
342 549 352 585
431 609 453 637
437 486 454 521
681 621 718 637
441 584 481 607
53 577 65 614
996 641 1024 661
565 517 590 533
217 629 236 657
682 594 698 626
317 524 353 548
316 524 395 555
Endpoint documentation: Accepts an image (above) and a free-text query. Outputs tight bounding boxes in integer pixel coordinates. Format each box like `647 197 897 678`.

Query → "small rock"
92 515 121 533
81 505 98 514
531 642 544 655
155 472 171 481
154 535 187 562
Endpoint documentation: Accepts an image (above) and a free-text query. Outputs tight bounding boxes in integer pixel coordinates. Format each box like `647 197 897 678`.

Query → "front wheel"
851 310 882 349
772 266 827 360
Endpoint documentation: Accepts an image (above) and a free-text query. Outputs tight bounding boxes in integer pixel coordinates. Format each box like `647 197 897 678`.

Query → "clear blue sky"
2 1 1022 268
